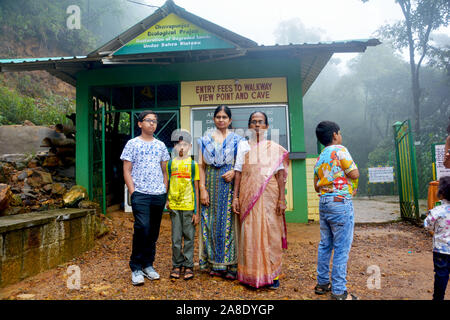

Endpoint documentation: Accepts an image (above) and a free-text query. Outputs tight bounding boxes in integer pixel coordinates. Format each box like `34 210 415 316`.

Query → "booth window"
157 84 178 107
135 86 156 109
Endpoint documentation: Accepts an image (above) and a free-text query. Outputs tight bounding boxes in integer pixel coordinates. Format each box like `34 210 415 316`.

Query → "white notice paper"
368 167 394 183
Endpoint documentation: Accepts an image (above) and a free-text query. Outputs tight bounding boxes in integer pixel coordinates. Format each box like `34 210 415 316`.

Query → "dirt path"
0 207 446 300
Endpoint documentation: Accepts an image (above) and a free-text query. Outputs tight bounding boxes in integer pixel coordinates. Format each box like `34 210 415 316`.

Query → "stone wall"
0 208 95 287
0 125 67 156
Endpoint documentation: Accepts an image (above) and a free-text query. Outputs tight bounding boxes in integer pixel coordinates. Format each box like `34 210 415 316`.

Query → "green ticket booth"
0 0 380 222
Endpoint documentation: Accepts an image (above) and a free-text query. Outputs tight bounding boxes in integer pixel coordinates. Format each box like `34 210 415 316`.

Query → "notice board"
433 143 450 180
190 105 290 156
368 167 394 183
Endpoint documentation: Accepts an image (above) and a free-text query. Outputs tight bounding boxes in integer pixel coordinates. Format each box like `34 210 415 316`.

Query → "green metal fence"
393 120 420 221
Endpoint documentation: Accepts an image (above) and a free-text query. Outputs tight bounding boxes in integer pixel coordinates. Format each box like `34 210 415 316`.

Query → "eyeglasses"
142 119 157 124
250 120 266 125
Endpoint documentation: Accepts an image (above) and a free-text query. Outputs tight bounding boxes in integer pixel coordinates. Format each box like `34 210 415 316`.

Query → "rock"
77 200 109 238
0 154 33 171
55 166 75 179
63 185 88 207
1 206 24 216
25 170 52 188
26 176 42 188
17 171 29 181
34 170 53 185
78 200 101 214
51 183 66 196
0 153 32 164
0 184 12 211
16 294 35 300
43 184 53 193
0 163 15 183
9 194 23 206
42 156 63 167
23 120 35 126
94 214 110 239
27 159 39 168
22 199 35 206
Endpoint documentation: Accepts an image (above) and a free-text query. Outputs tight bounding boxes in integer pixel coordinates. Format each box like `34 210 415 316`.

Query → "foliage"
0 0 153 127
363 0 450 135
0 0 154 56
301 40 449 198
0 85 75 126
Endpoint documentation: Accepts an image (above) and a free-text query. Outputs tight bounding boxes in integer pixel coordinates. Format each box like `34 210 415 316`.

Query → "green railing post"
393 121 403 216
407 119 420 220
393 120 420 221
101 104 106 215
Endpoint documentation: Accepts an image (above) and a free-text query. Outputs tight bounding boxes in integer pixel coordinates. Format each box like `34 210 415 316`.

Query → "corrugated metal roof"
0 56 87 64
0 39 380 91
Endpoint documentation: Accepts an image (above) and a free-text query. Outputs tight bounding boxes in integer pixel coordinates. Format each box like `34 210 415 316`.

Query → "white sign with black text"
368 167 394 183
435 144 450 179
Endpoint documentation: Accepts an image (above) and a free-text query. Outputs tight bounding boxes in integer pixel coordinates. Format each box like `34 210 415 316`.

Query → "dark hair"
248 111 268 126
214 105 232 129
315 121 340 146
172 129 192 145
437 176 450 201
138 110 158 122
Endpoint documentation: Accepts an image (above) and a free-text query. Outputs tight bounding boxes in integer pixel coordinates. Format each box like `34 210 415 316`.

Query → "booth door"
132 110 179 152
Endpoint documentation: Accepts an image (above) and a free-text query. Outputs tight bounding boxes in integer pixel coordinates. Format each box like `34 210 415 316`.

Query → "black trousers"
129 191 166 272
433 251 450 300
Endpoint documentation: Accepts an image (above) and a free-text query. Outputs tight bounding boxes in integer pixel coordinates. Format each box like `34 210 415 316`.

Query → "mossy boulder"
63 185 88 207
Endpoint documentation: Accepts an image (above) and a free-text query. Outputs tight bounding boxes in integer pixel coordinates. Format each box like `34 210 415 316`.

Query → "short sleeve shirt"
314 144 358 199
120 136 170 195
424 199 450 255
167 158 200 211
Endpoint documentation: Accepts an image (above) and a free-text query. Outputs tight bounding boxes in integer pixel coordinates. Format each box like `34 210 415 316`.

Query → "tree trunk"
399 0 421 136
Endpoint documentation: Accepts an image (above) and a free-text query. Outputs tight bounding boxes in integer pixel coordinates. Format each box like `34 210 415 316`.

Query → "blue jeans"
433 251 450 300
316 196 354 295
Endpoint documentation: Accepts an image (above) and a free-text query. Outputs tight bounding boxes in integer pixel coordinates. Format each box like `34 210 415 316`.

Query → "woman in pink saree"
232 111 289 289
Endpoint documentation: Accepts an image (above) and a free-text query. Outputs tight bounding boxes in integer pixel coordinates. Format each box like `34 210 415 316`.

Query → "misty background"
0 0 449 198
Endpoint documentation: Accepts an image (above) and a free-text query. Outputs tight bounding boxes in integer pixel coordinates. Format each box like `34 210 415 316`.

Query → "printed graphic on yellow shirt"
167 158 200 211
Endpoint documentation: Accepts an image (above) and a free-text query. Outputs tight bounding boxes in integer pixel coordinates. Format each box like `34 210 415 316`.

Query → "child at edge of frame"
166 129 200 280
313 120 360 300
424 176 450 300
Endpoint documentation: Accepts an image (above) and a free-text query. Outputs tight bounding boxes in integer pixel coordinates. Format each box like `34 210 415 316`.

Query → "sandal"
209 270 223 277
170 267 181 279
314 283 331 295
184 268 194 280
224 271 237 280
331 291 358 300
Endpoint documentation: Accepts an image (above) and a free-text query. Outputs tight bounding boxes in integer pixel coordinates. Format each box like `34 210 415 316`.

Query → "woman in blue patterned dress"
198 105 243 279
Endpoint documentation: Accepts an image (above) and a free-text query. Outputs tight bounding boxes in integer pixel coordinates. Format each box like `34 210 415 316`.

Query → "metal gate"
393 120 420 221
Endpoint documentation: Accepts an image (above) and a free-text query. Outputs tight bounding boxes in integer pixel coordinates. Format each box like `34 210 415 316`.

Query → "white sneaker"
131 270 145 286
143 266 160 280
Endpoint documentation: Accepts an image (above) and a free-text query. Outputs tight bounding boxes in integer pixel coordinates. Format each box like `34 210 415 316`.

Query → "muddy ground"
0 198 447 301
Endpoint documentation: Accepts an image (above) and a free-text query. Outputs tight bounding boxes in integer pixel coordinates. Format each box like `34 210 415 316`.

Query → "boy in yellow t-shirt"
166 130 200 280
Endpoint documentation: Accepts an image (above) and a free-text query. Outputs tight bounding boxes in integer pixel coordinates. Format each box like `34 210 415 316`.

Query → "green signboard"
114 13 235 55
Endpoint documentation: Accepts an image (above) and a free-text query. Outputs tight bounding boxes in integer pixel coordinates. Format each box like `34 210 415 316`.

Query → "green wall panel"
75 56 309 221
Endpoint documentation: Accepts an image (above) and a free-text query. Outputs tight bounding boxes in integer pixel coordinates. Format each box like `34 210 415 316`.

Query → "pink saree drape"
237 140 289 288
